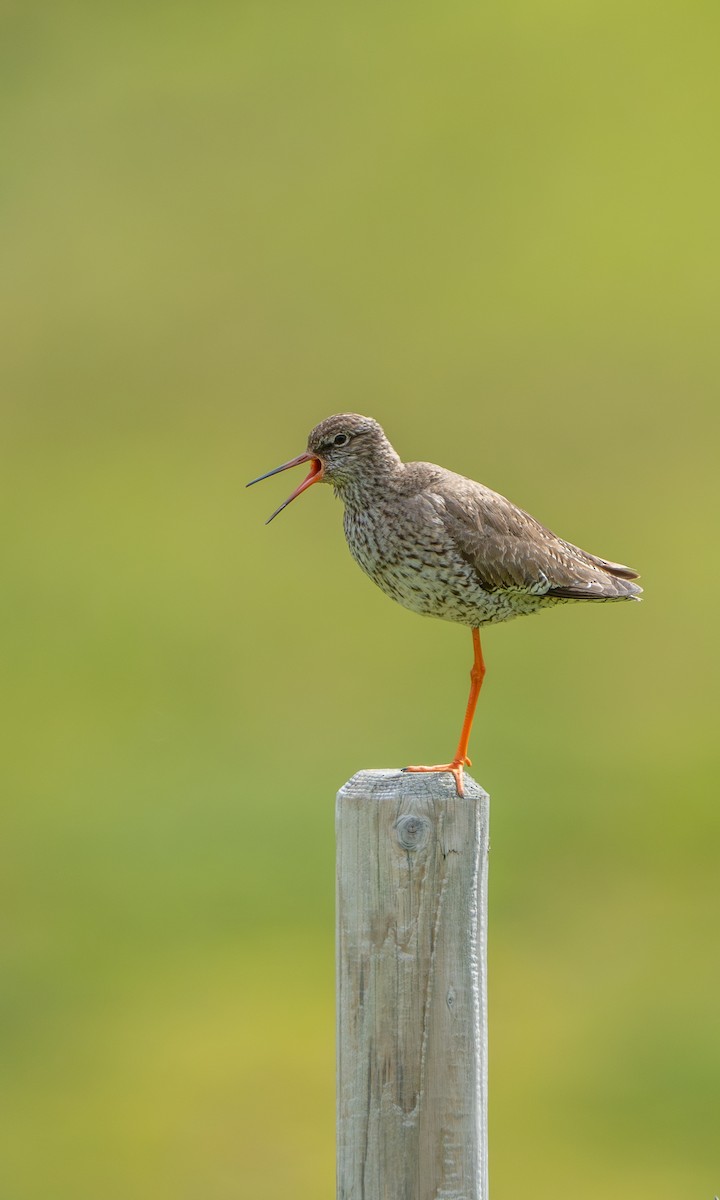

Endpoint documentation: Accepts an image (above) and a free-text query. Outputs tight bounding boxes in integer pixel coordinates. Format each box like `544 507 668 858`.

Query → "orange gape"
403 628 486 797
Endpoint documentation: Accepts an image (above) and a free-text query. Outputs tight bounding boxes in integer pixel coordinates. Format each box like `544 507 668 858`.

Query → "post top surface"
337 768 489 803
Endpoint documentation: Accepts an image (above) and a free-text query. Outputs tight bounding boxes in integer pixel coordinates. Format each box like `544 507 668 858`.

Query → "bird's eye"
333 433 349 447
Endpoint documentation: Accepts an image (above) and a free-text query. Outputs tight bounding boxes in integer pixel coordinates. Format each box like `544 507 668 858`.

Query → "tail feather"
549 542 643 600
585 553 640 580
550 575 643 601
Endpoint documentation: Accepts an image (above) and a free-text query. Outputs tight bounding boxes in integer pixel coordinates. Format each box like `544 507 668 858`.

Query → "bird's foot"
402 757 471 797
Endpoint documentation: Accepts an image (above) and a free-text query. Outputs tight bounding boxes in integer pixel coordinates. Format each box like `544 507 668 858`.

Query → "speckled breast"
342 502 550 627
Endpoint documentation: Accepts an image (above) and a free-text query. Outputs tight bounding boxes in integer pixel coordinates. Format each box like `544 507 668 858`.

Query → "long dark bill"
246 452 324 524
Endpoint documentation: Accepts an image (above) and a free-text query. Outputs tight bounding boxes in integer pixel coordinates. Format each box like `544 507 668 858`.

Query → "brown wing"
429 474 641 600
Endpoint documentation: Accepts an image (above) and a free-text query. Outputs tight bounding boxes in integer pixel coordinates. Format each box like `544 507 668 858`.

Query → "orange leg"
403 627 486 797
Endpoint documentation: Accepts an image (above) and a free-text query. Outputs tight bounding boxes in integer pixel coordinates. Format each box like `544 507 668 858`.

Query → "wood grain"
336 769 490 1200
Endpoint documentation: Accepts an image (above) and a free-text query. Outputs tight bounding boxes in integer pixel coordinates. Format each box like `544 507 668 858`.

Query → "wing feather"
428 476 641 600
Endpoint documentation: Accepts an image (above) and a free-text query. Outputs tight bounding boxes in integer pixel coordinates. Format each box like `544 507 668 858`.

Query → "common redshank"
247 414 641 795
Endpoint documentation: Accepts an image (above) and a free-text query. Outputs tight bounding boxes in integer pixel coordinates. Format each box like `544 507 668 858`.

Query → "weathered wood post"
336 769 490 1200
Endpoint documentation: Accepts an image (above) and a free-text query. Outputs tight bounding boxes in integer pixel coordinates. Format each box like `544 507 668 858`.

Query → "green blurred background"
2 2 718 1197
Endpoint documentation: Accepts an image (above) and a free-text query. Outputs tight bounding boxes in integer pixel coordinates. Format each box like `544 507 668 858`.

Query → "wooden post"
336 769 490 1200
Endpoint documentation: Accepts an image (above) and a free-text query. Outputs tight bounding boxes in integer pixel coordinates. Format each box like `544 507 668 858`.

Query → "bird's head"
247 413 399 522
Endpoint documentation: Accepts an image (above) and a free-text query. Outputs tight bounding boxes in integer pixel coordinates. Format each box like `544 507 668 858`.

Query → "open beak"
246 452 324 524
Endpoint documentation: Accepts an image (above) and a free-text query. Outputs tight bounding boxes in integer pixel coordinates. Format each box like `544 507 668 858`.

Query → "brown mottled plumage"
248 414 641 793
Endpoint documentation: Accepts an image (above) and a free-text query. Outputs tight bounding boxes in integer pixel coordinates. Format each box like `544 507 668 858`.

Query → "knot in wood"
395 813 431 851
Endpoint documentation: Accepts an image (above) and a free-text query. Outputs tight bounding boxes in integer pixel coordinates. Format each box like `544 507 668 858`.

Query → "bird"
247 414 641 796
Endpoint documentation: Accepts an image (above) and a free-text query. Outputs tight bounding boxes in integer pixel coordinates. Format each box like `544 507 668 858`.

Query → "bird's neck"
332 451 404 510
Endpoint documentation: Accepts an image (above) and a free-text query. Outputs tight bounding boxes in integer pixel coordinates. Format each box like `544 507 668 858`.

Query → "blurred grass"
1 2 719 1197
